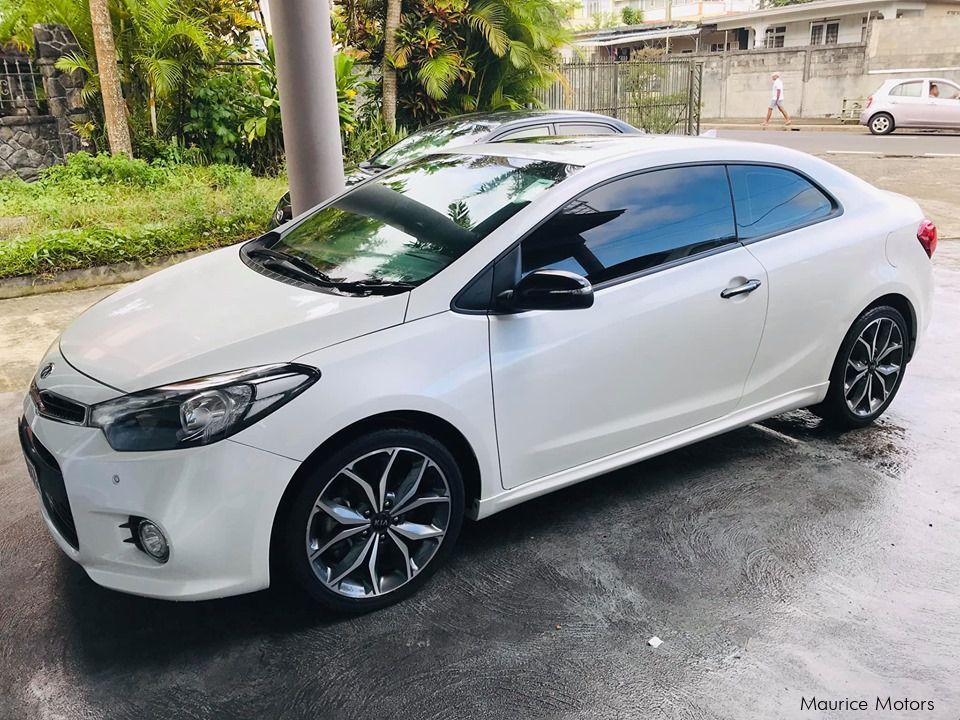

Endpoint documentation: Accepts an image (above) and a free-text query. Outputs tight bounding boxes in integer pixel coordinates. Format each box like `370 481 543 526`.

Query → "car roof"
880 77 958 86
435 134 746 167
422 109 635 131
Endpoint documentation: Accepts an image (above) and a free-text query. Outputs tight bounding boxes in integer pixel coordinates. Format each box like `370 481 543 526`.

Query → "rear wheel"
812 306 908 428
285 428 464 613
868 113 894 135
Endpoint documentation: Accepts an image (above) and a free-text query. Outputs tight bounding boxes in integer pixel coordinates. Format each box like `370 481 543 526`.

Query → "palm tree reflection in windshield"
269 154 577 286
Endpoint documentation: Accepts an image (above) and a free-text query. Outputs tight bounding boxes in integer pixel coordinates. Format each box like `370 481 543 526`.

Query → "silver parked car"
860 77 960 135
267 110 641 228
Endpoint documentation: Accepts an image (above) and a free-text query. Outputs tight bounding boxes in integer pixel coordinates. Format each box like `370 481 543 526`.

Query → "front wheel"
285 429 464 613
812 306 909 429
868 113 894 135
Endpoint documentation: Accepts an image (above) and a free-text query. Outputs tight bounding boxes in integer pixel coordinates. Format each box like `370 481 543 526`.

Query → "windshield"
269 154 576 286
371 119 500 167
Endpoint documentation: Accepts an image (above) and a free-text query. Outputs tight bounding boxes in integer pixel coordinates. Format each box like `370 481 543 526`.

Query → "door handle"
721 279 762 299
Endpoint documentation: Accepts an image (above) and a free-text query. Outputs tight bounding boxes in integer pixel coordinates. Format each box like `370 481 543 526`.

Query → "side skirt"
473 383 828 520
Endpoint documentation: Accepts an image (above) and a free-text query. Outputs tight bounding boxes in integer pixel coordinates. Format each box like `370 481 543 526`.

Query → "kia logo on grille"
39 363 54 380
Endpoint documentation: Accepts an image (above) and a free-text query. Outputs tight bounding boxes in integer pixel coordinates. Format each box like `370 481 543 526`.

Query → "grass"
0 153 287 279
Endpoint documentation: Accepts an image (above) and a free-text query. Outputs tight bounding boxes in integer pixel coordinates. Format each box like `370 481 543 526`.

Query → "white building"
572 0 960 55
710 0 960 49
572 0 754 29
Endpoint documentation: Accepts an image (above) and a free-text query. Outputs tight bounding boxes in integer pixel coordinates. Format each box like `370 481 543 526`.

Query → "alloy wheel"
843 316 904 417
305 447 451 598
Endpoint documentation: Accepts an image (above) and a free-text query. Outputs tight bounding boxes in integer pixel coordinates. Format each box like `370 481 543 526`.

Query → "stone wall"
33 23 91 156
0 116 63 181
0 24 90 179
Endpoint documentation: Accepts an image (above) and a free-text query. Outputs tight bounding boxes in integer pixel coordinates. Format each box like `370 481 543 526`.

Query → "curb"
0 250 205 300
703 122 865 133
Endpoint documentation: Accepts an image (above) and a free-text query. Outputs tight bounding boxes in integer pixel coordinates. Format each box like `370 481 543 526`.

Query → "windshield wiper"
247 247 335 287
332 279 416 296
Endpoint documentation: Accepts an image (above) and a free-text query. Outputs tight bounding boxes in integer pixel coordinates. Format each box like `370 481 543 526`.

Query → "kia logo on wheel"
39 363 54 380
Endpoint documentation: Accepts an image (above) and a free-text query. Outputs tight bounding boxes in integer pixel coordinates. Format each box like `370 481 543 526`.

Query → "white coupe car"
20 136 935 612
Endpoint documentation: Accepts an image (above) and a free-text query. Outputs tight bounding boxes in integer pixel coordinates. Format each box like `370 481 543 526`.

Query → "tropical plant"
118 0 212 135
353 0 573 126
620 6 642 25
589 10 618 29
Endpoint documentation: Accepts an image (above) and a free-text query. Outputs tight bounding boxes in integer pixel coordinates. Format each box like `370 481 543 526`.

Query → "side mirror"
499 270 594 312
358 160 372 170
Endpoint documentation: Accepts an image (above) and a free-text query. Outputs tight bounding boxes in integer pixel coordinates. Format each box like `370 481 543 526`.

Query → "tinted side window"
728 165 835 240
555 122 619 136
890 81 923 97
521 165 736 284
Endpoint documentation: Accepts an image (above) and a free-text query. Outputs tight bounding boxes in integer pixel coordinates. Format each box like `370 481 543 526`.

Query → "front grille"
30 382 87 424
18 417 79 549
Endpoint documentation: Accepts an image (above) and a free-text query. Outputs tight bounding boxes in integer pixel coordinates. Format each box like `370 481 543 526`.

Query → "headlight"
88 364 320 451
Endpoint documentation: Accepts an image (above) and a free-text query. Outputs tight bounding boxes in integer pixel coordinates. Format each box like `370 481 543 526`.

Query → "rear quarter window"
728 165 836 241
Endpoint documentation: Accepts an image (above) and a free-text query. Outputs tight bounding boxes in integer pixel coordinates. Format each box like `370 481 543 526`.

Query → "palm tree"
88 0 133 154
389 0 570 124
120 0 210 136
382 0 402 131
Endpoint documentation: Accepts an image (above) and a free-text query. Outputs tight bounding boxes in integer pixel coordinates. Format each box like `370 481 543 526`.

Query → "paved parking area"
1 162 959 719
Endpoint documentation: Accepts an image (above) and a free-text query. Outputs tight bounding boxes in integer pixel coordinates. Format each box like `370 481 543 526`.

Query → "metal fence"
0 53 42 116
540 58 703 135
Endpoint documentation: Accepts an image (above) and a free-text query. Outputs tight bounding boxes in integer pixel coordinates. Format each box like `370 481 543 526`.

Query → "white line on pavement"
924 153 960 158
825 150 877 155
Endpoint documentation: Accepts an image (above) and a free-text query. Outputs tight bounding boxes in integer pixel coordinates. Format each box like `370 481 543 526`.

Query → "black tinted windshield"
269 154 576 286
371 120 499 167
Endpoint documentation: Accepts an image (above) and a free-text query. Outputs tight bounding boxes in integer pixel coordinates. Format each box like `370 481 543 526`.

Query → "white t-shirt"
772 78 784 101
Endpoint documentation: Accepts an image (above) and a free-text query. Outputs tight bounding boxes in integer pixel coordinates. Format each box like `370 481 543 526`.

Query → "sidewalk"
702 118 863 132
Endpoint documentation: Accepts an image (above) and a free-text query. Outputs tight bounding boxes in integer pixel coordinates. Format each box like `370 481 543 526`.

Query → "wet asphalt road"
1 247 959 719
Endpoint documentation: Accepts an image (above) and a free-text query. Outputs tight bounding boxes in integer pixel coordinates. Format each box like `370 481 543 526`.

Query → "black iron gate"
540 58 703 135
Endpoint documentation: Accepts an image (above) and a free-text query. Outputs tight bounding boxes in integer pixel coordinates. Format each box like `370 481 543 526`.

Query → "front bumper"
20 356 300 601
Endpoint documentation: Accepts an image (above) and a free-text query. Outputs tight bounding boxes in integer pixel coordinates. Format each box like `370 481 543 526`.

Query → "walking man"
763 72 791 129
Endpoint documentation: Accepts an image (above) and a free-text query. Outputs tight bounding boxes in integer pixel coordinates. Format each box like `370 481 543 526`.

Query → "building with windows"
708 0 959 49
572 0 753 29
572 0 960 55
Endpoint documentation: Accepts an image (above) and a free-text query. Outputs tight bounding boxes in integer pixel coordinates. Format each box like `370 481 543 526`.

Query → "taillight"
918 220 937 258
866 95 873 109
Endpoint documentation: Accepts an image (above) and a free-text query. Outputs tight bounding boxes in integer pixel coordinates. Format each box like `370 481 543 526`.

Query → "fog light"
137 520 169 563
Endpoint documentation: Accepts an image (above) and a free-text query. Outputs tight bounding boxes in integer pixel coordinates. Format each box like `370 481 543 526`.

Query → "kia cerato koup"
20 136 935 612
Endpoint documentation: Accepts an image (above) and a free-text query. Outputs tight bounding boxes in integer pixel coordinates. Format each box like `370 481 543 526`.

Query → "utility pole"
87 0 132 156
271 0 345 216
665 0 673 54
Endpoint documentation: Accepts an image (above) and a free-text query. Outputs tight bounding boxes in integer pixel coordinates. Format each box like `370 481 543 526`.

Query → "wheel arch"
864 292 917 361
268 410 482 574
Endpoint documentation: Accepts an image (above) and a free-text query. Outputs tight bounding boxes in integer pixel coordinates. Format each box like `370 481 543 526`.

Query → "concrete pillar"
271 0 345 216
753 24 768 48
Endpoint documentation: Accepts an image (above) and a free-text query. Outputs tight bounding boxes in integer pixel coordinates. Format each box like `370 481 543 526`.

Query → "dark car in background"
267 110 641 228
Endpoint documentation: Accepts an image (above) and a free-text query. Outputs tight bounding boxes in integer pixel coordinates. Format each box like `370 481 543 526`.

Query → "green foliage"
337 0 573 126
38 151 166 187
589 11 618 29
184 67 261 164
0 154 284 278
342 107 407 165
621 58 688 134
620 7 642 25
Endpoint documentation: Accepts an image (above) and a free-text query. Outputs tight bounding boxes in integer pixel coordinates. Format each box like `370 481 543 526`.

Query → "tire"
811 306 909 429
868 113 894 135
284 428 464 613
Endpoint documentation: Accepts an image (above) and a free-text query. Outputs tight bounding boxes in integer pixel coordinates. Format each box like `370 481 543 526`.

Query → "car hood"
59 245 408 392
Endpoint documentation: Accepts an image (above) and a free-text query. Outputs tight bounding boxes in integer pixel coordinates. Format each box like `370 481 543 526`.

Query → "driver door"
489 166 768 489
